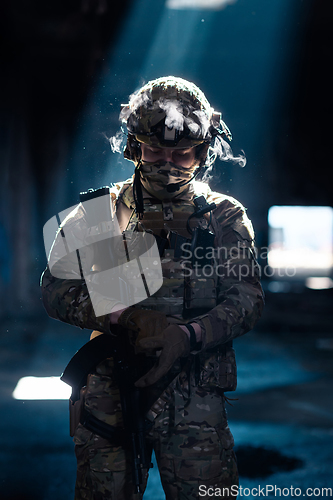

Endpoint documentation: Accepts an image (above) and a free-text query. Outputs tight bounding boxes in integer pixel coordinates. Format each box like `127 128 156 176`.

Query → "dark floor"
1 291 333 499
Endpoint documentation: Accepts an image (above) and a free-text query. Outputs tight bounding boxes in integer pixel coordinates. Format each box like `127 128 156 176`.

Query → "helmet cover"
120 76 231 150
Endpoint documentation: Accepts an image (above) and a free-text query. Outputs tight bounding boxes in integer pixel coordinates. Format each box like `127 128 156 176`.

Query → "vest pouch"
184 276 217 312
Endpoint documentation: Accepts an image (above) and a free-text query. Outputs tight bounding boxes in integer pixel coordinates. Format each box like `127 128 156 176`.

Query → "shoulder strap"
116 200 134 233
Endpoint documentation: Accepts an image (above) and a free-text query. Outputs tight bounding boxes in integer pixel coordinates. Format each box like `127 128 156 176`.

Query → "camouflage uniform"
41 177 264 499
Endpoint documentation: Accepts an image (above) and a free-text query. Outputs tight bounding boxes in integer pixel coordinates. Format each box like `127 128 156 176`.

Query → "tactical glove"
117 307 169 348
134 324 190 388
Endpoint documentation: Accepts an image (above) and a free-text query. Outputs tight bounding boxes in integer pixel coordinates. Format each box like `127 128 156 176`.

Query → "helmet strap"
133 161 145 219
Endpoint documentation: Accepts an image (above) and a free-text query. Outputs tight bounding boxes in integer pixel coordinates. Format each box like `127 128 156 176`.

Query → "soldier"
41 76 264 499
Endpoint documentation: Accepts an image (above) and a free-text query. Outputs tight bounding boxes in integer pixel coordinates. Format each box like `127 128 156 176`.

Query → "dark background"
1 0 332 319
0 1 332 499
1 0 332 318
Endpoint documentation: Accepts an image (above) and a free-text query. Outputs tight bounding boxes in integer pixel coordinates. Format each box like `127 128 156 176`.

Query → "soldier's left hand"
134 324 190 387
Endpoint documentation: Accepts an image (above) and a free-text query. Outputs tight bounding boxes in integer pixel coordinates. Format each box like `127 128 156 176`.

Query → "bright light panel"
268 206 333 277
166 0 237 10
12 376 71 400
306 277 333 290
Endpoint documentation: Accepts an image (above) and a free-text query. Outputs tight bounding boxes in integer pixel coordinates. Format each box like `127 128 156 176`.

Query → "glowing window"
268 206 333 278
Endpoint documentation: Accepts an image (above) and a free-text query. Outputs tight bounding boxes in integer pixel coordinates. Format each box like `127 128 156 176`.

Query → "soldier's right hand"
117 307 169 349
134 325 190 387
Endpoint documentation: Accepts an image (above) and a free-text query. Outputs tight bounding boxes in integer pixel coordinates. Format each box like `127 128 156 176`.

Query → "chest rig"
124 193 217 319
117 182 237 393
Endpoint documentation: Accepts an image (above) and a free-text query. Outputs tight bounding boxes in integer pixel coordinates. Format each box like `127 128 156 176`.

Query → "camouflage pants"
73 361 238 500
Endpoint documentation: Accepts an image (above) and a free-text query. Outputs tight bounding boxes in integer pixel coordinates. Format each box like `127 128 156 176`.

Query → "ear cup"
124 134 141 163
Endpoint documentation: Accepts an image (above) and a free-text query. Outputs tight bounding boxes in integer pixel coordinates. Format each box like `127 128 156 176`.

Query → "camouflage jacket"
41 178 264 391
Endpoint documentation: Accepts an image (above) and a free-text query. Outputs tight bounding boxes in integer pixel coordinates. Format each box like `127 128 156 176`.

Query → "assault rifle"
61 330 153 497
61 186 153 497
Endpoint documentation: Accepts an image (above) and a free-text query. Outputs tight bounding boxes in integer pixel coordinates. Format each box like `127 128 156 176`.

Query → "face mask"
139 160 199 200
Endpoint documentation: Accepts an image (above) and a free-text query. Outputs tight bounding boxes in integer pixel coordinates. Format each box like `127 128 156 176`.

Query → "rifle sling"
80 407 154 444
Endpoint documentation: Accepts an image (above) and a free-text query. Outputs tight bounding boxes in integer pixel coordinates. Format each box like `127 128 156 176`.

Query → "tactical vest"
115 181 237 393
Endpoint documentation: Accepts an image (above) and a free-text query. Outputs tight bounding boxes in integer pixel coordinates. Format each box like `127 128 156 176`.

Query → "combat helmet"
118 76 234 217
120 76 232 163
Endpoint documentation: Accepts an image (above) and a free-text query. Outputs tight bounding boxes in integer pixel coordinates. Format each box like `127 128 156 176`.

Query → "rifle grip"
69 387 87 437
